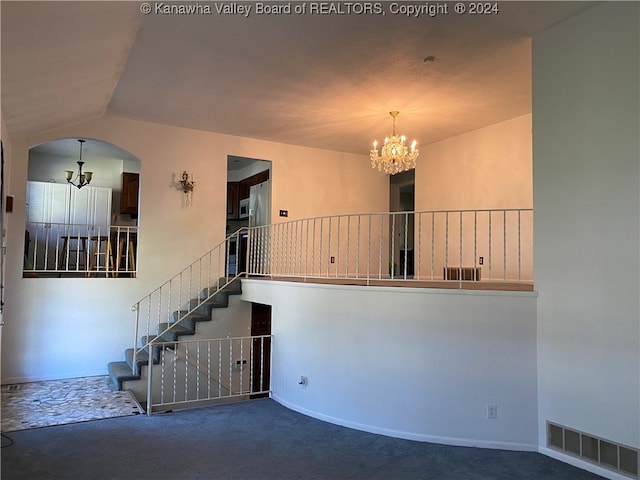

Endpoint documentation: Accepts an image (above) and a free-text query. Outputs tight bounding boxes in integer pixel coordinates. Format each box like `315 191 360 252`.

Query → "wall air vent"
547 421 639 478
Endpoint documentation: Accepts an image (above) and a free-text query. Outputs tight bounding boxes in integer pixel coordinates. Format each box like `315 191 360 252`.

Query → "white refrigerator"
248 180 271 227
248 180 271 274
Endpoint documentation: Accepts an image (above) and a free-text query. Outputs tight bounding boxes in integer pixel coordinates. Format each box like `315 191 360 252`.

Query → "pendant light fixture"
65 139 93 189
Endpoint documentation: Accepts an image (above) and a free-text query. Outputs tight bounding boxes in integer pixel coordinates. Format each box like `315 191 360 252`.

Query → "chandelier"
64 139 93 189
370 111 419 175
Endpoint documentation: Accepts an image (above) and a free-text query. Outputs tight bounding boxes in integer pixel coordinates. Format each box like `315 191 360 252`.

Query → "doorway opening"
251 302 272 398
226 156 272 274
389 170 415 277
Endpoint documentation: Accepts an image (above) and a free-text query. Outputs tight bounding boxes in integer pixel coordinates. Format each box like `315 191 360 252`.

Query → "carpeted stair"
107 278 242 390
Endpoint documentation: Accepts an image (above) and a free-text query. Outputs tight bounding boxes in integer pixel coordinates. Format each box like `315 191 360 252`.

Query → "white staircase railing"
146 335 271 415
131 228 248 375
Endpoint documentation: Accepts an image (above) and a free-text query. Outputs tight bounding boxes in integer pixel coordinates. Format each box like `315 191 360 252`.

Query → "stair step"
189 297 227 312
171 310 211 328
201 278 242 299
125 347 160 375
158 322 195 341
108 361 140 390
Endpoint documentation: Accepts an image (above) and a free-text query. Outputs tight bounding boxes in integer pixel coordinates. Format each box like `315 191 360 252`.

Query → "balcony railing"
245 209 533 288
23 222 137 277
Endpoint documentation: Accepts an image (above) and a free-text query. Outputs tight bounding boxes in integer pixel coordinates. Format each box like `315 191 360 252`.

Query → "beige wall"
1 110 533 382
1 115 388 383
413 114 533 281
416 114 532 212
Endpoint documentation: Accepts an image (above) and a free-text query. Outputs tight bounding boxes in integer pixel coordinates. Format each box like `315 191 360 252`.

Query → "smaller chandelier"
64 139 93 189
370 111 419 175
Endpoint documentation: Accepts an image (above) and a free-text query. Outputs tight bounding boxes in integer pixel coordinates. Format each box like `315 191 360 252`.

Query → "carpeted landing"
1 398 604 480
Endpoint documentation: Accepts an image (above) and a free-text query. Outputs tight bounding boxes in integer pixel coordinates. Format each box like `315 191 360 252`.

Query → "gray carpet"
1 398 604 480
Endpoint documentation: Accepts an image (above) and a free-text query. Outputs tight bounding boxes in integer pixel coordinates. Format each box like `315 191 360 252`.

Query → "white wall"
28 150 127 192
242 279 538 449
533 0 639 455
2 115 388 383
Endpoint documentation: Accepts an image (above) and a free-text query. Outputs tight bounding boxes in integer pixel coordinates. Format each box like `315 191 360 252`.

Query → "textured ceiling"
1 1 595 157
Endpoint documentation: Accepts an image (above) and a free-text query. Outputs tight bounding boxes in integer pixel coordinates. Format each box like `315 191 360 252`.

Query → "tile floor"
1 375 142 432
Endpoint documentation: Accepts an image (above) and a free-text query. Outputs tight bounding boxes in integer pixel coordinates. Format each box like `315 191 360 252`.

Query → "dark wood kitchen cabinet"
120 172 139 215
227 182 239 219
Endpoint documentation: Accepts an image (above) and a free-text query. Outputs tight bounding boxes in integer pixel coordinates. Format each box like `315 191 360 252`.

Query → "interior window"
23 138 140 278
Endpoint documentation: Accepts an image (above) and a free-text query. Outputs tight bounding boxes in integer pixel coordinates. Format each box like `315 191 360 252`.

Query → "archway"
24 138 140 277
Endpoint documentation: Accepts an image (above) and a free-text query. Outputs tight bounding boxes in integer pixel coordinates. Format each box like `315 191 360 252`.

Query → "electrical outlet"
330 256 335 263
487 404 498 419
479 256 484 265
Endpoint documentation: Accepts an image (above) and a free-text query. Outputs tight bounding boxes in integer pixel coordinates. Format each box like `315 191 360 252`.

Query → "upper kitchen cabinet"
227 182 239 219
238 170 270 200
120 172 139 216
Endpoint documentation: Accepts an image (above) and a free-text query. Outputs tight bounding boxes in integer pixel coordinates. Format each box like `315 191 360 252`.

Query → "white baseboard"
271 394 537 452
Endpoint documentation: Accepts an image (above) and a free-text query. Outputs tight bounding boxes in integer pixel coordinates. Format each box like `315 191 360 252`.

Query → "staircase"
107 277 243 392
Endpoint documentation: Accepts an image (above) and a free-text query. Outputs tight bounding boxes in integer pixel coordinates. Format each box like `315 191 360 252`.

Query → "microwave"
238 198 250 219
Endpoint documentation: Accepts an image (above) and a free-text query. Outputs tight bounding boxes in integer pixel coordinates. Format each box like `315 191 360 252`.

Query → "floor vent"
547 421 639 478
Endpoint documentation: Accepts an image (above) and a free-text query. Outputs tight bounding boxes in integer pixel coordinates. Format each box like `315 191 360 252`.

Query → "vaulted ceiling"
1 1 595 157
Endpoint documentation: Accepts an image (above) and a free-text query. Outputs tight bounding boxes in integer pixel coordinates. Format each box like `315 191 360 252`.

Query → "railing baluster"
431 212 435 280
229 340 233 395
403 212 408 279
417 212 422 280
390 213 395 279
367 214 371 285
378 214 383 279
196 341 201 401
474 211 478 281
327 217 332 277
503 210 507 281
445 212 449 278
346 216 351 278
355 215 361 280
459 212 463 288
488 211 493 281
218 340 222 398
518 210 522 282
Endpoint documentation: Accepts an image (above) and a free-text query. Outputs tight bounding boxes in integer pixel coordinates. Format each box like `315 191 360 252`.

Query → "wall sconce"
178 171 195 193
176 171 195 207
